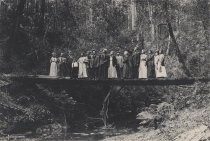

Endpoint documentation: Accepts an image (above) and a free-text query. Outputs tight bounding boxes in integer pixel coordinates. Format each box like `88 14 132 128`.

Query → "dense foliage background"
0 0 209 76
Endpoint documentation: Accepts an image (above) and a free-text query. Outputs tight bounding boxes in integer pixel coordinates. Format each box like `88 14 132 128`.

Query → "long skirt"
128 63 133 79
117 67 123 79
123 64 129 79
49 62 58 77
58 63 68 77
78 64 88 78
133 66 139 79
72 67 79 79
155 65 158 78
139 61 147 78
147 61 155 78
108 65 117 78
99 64 108 79
66 62 72 77
156 64 167 78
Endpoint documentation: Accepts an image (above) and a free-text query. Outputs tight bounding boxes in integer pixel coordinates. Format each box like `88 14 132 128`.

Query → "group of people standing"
49 47 167 79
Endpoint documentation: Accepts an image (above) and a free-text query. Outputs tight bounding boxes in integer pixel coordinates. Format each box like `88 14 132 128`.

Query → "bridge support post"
100 84 124 128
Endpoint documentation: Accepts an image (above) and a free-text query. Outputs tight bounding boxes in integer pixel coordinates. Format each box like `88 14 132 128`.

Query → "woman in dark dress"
128 50 133 79
58 52 68 77
147 50 155 78
72 59 79 79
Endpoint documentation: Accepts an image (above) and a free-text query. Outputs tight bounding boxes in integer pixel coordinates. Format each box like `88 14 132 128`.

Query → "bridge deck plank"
8 75 210 86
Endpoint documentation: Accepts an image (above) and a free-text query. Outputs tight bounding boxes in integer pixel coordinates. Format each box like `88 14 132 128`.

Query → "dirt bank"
102 105 210 141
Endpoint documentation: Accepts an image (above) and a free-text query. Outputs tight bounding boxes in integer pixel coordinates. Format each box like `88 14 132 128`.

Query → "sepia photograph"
0 0 209 140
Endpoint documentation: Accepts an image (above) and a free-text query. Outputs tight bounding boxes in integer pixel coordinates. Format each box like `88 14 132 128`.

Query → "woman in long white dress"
49 52 58 77
77 53 88 78
156 50 167 78
139 50 147 79
108 51 118 78
154 50 159 78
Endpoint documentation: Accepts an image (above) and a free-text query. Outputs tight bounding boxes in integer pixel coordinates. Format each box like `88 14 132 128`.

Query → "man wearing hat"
86 51 91 78
66 50 73 77
94 50 101 80
99 49 109 79
58 52 67 77
147 50 155 78
132 46 140 79
88 50 97 79
123 50 129 78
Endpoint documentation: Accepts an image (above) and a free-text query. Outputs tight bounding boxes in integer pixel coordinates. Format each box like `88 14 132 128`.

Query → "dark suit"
147 55 155 78
94 55 100 79
99 54 109 79
88 55 96 79
66 55 73 77
116 55 124 79
87 55 91 78
123 56 129 78
132 52 140 79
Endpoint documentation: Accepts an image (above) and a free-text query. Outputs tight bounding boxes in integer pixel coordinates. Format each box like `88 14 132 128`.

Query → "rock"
137 111 155 121
157 102 175 119
136 111 161 129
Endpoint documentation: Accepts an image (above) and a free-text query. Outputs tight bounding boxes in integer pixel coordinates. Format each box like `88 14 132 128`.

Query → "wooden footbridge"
8 75 210 86
8 74 210 127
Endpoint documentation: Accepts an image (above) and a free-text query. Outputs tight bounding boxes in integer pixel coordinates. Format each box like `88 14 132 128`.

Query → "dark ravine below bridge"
7 74 210 128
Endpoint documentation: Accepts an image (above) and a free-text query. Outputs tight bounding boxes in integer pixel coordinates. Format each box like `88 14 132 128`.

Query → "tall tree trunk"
53 0 58 31
131 0 137 30
127 5 131 30
148 1 155 42
10 0 27 41
6 0 26 61
164 0 191 77
63 0 78 29
89 0 93 25
40 0 45 36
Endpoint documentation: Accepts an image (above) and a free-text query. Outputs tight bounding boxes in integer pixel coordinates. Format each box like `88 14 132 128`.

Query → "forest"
0 0 209 140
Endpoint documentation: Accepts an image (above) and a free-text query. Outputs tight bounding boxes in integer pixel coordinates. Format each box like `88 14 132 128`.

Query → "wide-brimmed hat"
124 51 128 55
134 46 139 51
110 51 114 55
